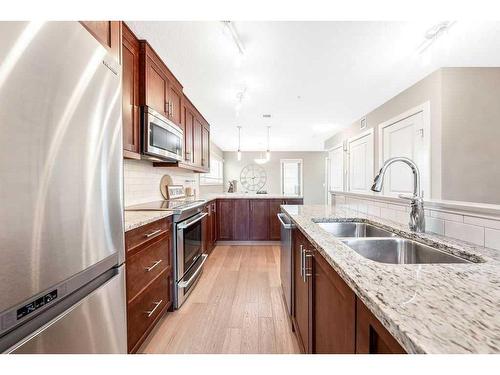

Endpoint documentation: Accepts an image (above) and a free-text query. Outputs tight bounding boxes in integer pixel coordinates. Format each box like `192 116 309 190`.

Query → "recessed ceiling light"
262 114 271 118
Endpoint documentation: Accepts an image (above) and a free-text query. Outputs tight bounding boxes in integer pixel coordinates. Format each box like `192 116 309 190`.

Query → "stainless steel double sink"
315 221 472 265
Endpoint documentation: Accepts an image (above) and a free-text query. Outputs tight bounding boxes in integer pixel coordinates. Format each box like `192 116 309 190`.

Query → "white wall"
223 151 327 204
324 67 500 205
123 159 199 206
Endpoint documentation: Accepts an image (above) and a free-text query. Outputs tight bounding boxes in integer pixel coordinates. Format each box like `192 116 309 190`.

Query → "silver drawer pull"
145 259 162 272
145 300 163 318
145 229 162 238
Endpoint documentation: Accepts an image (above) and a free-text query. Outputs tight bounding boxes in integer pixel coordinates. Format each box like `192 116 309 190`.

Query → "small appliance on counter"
227 180 238 193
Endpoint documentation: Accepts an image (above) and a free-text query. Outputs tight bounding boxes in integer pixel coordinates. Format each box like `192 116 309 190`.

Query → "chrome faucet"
371 157 425 233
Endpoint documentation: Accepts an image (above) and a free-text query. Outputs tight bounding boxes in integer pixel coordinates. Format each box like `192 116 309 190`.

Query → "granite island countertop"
281 204 500 353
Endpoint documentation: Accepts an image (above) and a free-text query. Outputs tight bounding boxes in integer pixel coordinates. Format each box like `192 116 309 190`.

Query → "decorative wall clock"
240 164 267 191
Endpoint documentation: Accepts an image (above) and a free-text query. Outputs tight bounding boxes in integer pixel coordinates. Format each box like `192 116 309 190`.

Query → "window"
200 154 223 185
281 159 303 196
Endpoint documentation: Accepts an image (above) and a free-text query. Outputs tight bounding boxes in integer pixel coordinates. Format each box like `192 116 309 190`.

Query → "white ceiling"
127 21 500 151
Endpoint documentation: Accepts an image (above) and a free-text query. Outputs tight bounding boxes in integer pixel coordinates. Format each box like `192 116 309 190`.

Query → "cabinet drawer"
127 270 170 353
126 233 170 301
125 218 169 254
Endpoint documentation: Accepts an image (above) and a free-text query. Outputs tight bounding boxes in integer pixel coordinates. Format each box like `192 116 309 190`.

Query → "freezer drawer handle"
145 229 162 238
145 259 163 272
145 300 163 318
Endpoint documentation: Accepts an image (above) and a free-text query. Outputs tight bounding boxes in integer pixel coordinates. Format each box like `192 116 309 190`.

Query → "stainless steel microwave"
142 106 183 162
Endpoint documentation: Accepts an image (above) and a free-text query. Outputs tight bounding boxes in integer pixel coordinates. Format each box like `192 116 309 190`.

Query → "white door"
347 130 374 193
328 144 344 192
379 110 428 197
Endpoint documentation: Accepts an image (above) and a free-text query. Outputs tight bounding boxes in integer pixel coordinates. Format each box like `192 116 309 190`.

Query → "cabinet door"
146 58 168 116
202 204 210 254
313 251 356 353
211 202 217 245
217 200 234 240
249 200 269 240
80 21 121 62
269 199 284 241
356 299 406 354
202 124 210 170
183 105 194 163
193 118 203 167
122 25 140 158
347 131 374 194
168 84 182 127
293 229 312 353
233 199 250 240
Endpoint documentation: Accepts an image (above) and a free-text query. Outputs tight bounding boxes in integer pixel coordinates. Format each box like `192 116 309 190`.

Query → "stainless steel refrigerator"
0 22 126 353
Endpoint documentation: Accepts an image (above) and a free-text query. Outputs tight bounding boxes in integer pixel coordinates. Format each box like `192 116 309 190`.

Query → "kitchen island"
282 204 500 353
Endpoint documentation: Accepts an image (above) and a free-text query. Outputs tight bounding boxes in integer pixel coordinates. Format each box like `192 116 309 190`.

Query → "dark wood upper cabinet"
122 23 140 159
145 56 168 116
130 39 210 173
182 98 195 164
139 41 183 122
202 123 210 169
217 200 234 240
193 117 203 167
313 250 356 353
233 199 250 240
80 21 121 63
293 229 312 353
356 299 406 354
168 85 183 127
249 200 270 240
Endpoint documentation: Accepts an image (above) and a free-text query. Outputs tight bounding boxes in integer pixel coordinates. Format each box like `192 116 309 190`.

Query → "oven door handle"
178 254 208 289
177 212 208 230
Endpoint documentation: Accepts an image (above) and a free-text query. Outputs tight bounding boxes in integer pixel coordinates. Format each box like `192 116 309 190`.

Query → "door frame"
377 101 431 198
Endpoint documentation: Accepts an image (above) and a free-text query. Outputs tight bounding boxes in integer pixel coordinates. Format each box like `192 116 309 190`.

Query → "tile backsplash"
123 159 199 206
332 193 500 251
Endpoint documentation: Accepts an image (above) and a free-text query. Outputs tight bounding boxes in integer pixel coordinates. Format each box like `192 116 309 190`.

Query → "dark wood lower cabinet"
233 199 250 240
249 199 269 240
125 217 173 353
291 227 406 354
292 229 312 353
217 199 234 240
313 248 355 353
215 198 302 242
355 299 406 354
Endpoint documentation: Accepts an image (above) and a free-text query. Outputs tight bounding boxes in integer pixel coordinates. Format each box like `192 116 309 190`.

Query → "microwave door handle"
177 212 208 230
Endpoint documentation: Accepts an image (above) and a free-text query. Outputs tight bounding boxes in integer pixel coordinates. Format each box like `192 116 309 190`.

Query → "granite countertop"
282 204 500 353
199 193 304 201
124 210 173 232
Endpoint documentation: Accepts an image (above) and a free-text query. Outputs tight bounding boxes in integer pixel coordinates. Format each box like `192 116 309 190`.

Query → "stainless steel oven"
142 106 183 162
174 211 208 308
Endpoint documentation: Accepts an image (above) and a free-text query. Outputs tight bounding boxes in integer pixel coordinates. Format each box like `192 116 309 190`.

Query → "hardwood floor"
139 245 300 354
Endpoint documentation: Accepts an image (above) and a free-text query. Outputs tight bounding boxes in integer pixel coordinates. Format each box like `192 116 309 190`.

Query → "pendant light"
237 126 242 161
254 126 271 164
265 126 271 161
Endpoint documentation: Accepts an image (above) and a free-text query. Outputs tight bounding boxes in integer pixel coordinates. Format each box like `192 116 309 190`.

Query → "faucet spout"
370 157 425 232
